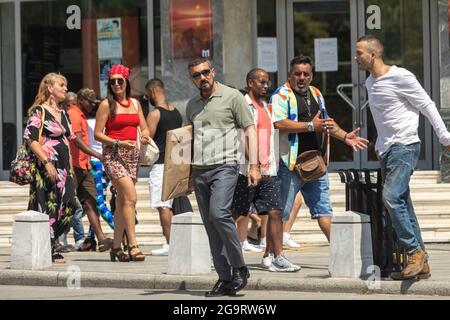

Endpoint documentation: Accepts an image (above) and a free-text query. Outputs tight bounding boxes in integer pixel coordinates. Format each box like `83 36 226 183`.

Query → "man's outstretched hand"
344 128 369 151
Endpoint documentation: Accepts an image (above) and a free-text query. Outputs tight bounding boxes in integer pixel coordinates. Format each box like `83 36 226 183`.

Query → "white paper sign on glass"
314 38 338 72
257 37 278 73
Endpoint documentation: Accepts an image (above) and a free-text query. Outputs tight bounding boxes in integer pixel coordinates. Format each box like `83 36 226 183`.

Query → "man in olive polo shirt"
186 58 261 297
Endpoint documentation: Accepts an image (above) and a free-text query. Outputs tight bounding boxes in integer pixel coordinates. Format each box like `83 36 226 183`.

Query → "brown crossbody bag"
294 120 329 183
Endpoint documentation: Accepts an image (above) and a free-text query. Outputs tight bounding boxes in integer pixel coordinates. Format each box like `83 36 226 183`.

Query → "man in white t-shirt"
355 35 450 280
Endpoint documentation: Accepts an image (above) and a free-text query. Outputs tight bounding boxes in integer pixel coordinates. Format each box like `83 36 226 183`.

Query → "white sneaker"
261 253 274 269
59 233 68 247
73 239 85 250
241 240 263 253
151 244 169 256
259 237 267 249
283 232 301 248
269 254 301 272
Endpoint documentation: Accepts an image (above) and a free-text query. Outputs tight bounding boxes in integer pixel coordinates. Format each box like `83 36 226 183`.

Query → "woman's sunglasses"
109 78 125 86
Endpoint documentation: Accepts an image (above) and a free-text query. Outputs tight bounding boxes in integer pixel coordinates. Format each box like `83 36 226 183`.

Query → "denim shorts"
278 160 333 221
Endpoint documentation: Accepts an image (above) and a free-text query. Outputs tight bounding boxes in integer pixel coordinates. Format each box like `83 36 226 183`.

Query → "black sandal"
52 253 65 264
110 247 130 262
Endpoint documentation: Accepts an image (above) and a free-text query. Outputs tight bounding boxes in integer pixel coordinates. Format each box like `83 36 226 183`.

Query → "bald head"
357 35 384 58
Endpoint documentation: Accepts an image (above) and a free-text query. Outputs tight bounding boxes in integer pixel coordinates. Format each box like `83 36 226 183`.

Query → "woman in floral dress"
24 73 77 263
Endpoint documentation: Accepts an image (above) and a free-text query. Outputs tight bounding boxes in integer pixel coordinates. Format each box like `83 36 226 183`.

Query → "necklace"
43 103 61 113
302 92 312 117
116 98 130 108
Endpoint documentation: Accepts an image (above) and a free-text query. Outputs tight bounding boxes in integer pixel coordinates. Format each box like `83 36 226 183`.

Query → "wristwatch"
42 158 49 165
307 121 315 132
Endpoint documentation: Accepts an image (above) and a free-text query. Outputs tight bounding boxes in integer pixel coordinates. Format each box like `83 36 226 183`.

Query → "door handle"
359 101 369 128
336 83 368 128
336 83 358 127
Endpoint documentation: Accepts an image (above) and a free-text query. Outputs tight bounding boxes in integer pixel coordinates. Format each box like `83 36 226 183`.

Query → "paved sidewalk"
1 243 450 297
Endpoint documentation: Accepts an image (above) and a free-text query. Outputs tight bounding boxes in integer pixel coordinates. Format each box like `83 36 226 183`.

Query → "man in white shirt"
355 35 450 280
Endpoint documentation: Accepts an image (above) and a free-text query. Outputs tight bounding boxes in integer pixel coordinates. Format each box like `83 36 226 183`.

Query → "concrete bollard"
328 211 374 278
167 212 212 275
10 210 52 270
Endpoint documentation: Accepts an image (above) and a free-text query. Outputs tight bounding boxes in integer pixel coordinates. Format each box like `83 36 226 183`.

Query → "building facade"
1 0 450 179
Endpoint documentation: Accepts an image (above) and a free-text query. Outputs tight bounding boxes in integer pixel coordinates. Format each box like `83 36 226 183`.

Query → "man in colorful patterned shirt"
271 55 368 241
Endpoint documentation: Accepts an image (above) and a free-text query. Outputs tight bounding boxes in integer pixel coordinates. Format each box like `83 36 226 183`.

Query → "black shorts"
73 167 97 203
232 174 282 216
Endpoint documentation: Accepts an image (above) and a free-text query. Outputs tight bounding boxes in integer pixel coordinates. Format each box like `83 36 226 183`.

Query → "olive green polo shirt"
186 82 254 166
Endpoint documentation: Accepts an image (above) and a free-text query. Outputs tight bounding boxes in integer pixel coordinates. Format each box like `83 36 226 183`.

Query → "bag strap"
309 87 329 165
130 98 138 112
38 106 45 143
26 105 45 147
22 105 45 150
129 99 143 146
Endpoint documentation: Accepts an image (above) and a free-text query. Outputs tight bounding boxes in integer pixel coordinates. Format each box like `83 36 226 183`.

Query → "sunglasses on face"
191 69 211 80
258 80 271 86
109 78 125 86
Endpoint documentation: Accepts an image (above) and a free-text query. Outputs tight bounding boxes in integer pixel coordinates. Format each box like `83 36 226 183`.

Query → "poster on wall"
314 38 338 72
97 18 123 98
169 0 213 59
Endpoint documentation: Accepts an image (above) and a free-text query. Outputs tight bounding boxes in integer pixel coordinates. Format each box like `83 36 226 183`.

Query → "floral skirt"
103 145 139 180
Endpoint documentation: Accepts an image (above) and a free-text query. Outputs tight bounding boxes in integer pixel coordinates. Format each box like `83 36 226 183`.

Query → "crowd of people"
21 35 450 297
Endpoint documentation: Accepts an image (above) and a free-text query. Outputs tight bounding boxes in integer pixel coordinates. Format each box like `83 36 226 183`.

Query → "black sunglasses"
109 78 125 86
191 69 211 80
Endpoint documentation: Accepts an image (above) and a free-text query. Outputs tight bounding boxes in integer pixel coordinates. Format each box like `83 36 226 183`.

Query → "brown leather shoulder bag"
294 150 327 182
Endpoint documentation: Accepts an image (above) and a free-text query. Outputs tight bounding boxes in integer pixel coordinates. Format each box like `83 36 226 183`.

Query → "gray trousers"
192 164 245 281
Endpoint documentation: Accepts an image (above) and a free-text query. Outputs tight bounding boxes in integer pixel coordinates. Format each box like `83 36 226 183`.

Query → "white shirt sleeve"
401 74 450 147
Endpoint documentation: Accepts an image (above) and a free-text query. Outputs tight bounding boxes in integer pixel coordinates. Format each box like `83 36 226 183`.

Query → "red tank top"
105 114 140 140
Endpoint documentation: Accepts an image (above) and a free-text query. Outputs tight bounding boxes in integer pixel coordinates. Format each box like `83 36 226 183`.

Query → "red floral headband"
108 64 131 79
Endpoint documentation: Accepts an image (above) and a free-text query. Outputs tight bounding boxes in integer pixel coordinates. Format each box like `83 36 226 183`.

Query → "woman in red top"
94 64 150 262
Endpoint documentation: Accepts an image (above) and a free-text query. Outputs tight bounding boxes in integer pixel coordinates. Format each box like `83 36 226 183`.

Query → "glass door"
0 2 17 180
288 0 361 170
359 0 432 169
287 0 432 170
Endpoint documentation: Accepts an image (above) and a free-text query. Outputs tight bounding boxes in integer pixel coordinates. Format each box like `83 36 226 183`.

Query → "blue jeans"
278 160 333 221
67 196 85 243
380 143 425 254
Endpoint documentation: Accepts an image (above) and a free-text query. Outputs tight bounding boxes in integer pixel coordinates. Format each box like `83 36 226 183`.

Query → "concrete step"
0 170 449 247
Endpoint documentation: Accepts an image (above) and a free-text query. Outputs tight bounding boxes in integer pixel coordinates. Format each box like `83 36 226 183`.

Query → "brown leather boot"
391 259 431 280
401 248 426 279
417 260 431 279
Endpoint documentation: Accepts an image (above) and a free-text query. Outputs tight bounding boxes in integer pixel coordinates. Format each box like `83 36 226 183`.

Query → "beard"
199 80 210 90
